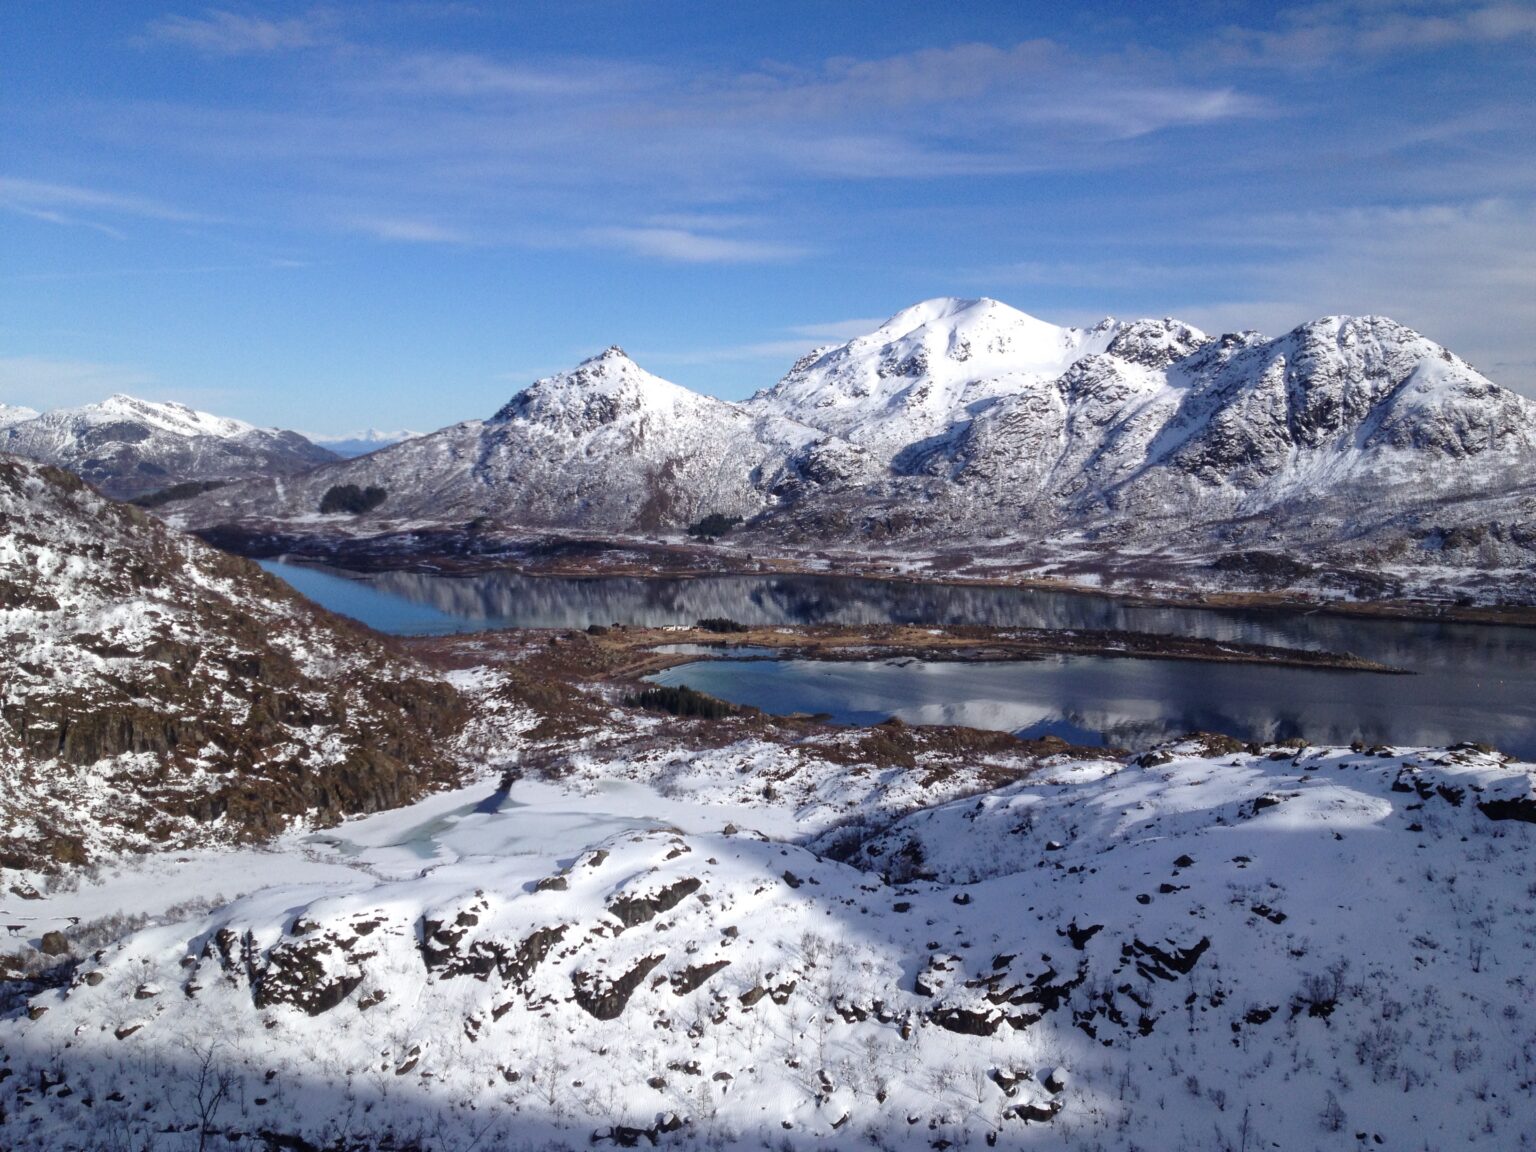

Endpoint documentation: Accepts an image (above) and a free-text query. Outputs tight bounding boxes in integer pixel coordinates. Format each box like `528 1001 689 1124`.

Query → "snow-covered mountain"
0 402 39 429
3 443 1536 1148
179 346 829 529
751 296 1139 469
0 455 468 874
750 301 1536 535
166 300 1536 582
0 394 338 500
931 313 1536 528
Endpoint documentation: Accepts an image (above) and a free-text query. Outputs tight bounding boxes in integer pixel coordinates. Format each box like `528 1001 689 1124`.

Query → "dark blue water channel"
260 560 1536 756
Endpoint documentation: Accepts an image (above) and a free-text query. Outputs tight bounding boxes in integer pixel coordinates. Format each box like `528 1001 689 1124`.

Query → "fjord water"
260 561 1536 756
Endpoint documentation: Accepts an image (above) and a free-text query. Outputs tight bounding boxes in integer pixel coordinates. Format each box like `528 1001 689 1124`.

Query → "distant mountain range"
308 427 423 458
156 298 1536 581
0 394 337 500
5 299 1534 586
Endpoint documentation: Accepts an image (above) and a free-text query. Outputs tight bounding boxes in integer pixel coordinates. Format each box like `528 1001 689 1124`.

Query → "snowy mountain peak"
1104 317 1211 368
0 402 39 429
748 297 1132 460
877 294 1016 330
492 348 704 428
861 296 1110 373
90 393 258 439
308 428 423 459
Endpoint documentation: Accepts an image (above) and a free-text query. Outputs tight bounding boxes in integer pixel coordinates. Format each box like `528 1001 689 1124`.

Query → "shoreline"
240 536 1536 629
406 621 1409 681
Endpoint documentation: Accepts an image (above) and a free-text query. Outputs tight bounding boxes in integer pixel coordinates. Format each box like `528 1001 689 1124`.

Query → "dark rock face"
252 937 365 1017
607 877 703 929
421 910 568 989
572 954 667 1020
1131 936 1212 981
1480 796 1536 823
669 960 730 995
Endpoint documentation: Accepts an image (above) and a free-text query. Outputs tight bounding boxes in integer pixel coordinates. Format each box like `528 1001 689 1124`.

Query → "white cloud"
0 177 204 235
585 227 810 264
346 216 469 244
369 51 647 98
1211 2 1536 68
788 317 889 341
649 316 889 369
145 9 332 55
1175 199 1536 393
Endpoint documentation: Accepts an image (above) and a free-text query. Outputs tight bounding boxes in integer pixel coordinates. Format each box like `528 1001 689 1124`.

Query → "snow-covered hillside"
0 456 469 873
751 297 1137 468
4 732 1534 1150
166 301 1536 586
177 347 831 530
0 394 337 500
0 403 39 430
755 303 1536 549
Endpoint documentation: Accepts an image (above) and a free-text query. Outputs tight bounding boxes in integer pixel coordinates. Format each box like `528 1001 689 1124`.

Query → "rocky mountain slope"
752 302 1536 555
4 730 1533 1150
167 300 1536 589
0 455 469 875
751 296 1136 469
0 394 337 500
177 347 829 530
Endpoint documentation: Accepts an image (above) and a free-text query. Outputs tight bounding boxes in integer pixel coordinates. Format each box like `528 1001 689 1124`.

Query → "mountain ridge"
89 297 1536 595
0 393 338 500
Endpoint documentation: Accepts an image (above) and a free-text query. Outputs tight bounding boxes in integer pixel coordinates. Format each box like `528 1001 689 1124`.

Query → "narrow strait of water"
260 560 1536 756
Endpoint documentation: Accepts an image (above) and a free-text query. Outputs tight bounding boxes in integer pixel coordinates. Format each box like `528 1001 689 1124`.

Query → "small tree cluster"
688 513 742 539
319 484 387 515
625 684 735 720
696 617 749 633
130 480 229 509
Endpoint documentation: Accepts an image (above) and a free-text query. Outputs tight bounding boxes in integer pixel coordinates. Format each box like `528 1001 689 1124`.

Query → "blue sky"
3 1 1533 434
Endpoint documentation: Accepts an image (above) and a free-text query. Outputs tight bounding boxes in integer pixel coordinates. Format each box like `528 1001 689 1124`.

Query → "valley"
4 302 1536 1151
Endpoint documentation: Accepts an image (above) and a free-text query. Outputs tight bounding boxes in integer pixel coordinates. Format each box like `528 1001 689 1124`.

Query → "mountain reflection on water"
261 562 1536 757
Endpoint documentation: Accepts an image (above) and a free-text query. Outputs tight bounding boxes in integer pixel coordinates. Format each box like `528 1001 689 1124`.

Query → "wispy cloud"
145 8 333 55
101 35 1265 204
649 316 888 369
8 258 308 282
346 216 469 244
1211 1 1536 69
787 317 889 342
584 227 810 264
367 51 648 98
0 177 205 236
1175 198 1536 391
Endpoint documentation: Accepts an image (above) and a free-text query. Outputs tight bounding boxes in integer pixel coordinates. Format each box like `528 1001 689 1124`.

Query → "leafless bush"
67 911 151 953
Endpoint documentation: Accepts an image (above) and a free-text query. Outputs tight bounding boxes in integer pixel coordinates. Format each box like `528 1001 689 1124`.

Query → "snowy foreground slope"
0 456 472 873
4 730 1534 1151
0 394 336 500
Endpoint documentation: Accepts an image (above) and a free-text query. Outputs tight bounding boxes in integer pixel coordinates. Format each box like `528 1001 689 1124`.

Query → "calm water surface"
261 560 1536 756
